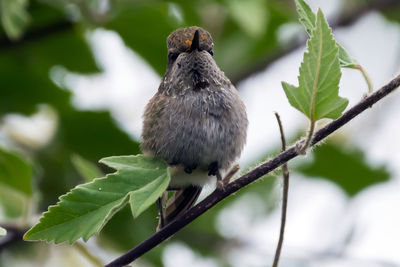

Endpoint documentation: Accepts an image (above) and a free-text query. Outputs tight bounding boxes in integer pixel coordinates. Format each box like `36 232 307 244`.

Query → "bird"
141 26 248 229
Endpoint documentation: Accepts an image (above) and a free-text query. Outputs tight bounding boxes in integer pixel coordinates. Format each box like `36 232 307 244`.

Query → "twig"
274 113 287 151
272 112 290 267
105 74 400 267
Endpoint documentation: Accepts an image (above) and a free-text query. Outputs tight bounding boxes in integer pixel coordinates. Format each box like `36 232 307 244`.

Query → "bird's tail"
157 185 202 230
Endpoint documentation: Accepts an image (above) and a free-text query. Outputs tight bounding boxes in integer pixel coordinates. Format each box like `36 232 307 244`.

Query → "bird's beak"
189 30 200 52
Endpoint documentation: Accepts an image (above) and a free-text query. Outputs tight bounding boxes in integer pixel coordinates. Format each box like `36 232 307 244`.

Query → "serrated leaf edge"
282 81 308 115
295 0 316 35
296 0 359 68
99 155 167 171
24 175 126 243
24 158 169 244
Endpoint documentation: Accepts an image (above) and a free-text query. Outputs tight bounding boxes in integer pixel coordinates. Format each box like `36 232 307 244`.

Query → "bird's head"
163 26 226 95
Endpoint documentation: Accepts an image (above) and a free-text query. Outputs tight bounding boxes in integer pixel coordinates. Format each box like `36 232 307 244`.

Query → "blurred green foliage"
0 0 30 40
0 147 32 196
0 147 32 218
298 142 390 196
0 0 397 266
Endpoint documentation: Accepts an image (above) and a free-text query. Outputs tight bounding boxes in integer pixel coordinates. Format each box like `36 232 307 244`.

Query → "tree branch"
105 74 400 267
231 0 400 85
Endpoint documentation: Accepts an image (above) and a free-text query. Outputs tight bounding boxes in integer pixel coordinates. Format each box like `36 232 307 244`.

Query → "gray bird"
141 26 248 228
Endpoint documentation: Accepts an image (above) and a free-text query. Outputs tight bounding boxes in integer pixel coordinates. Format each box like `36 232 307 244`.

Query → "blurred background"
1 0 400 266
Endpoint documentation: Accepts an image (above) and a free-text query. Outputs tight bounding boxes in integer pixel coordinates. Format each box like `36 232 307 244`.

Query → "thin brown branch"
272 112 290 267
105 74 400 267
275 112 287 151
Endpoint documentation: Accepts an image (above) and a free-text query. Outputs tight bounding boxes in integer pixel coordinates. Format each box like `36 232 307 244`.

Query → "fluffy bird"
141 26 248 228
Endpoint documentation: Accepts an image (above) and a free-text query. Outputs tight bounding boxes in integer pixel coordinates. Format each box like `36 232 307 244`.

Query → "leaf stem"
299 119 315 154
356 64 373 93
272 113 290 267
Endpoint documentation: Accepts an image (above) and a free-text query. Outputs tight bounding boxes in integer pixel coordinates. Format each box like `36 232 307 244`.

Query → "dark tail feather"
158 186 202 230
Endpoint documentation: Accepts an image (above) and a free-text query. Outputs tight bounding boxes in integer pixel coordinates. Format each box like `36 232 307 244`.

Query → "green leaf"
0 147 32 196
295 0 315 36
337 44 357 68
99 156 171 218
0 226 6 236
282 9 348 121
297 142 390 196
295 0 358 68
0 0 30 40
71 154 103 182
24 155 170 244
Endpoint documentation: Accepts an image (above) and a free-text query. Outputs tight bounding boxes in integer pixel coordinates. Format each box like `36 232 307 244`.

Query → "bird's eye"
208 49 214 56
168 52 179 62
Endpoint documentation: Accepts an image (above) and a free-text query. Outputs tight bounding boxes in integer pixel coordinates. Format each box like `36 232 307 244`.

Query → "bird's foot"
223 164 240 184
216 164 241 191
214 169 226 190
